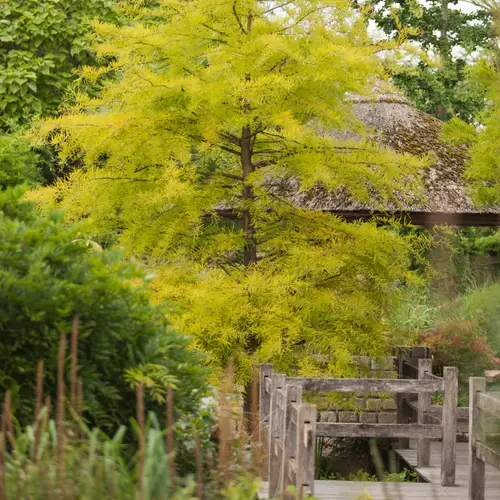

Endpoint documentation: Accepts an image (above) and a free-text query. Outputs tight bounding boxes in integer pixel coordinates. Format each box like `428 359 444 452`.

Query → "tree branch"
233 1 248 34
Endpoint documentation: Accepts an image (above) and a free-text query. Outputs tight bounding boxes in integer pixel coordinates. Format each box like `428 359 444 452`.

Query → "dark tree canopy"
368 0 493 122
0 0 118 131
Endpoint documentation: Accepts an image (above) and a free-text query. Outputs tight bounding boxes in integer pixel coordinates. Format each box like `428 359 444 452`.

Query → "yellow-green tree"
32 0 428 382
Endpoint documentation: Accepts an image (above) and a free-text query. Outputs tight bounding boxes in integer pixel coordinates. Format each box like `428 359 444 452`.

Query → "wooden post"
441 366 458 486
268 373 286 498
417 358 432 467
295 404 316 500
396 347 410 449
260 364 273 480
469 377 486 500
281 384 302 497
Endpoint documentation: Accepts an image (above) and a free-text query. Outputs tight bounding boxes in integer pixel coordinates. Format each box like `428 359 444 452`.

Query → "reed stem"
34 360 44 462
57 332 67 500
136 384 145 500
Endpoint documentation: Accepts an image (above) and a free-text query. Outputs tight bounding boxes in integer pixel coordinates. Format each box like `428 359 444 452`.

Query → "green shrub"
0 134 41 189
0 187 208 431
458 282 500 355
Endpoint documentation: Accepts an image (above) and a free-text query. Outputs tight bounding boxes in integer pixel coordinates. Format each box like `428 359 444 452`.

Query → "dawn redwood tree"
33 0 428 383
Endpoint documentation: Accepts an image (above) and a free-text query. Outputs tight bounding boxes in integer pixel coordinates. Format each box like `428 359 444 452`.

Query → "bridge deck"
260 480 468 499
396 440 500 493
260 441 500 499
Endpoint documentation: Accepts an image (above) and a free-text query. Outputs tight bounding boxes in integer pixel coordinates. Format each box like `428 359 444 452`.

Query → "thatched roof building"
286 92 500 226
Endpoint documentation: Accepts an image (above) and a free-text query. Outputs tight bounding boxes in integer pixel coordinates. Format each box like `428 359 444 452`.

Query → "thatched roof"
281 91 500 226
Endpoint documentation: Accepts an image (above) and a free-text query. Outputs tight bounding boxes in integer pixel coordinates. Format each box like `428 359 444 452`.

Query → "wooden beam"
265 377 272 394
295 404 316 500
268 373 286 498
326 210 500 227
281 385 302 498
215 208 500 227
418 359 432 467
259 364 273 481
316 422 443 439
441 366 458 486
476 442 500 470
405 400 469 420
477 391 500 417
285 377 444 394
469 377 486 500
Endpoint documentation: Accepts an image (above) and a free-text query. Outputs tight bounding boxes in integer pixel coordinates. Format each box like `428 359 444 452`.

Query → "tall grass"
0 318 261 500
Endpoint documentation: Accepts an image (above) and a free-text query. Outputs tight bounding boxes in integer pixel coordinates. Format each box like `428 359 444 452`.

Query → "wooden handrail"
316 422 443 439
285 377 444 393
476 442 500 470
468 377 500 500
260 362 458 498
477 392 500 416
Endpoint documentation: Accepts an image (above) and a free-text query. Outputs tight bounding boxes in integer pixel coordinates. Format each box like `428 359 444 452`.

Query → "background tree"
0 134 42 189
32 0 428 383
0 0 119 132
0 187 208 430
442 2 500 203
367 0 494 122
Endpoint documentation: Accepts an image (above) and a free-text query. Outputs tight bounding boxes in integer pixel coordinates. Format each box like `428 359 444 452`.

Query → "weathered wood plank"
396 347 411 449
422 371 443 381
405 400 469 420
259 364 273 481
259 479 492 500
281 384 302 498
285 377 444 394
268 373 285 498
469 377 486 500
295 404 316 500
395 439 500 499
402 361 419 379
265 376 272 394
275 387 286 411
477 442 500 471
316 422 443 439
441 366 458 486
477 391 500 417
417 359 432 468
416 361 432 464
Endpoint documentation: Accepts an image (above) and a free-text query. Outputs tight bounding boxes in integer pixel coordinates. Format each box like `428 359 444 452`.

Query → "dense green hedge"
0 187 208 430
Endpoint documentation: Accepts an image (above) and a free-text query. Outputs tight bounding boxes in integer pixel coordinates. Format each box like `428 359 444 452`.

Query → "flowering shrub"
419 319 494 378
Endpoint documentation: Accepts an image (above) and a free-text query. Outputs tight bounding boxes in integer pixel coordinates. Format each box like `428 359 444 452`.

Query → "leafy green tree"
442 25 500 205
0 134 42 189
33 0 428 382
0 187 207 429
367 0 493 122
0 0 118 131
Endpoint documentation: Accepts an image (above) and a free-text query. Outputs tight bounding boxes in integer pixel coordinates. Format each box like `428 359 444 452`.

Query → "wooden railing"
260 363 458 499
396 347 469 437
468 377 500 500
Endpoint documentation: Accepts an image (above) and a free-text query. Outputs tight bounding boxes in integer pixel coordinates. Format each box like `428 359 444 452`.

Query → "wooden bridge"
258 353 500 499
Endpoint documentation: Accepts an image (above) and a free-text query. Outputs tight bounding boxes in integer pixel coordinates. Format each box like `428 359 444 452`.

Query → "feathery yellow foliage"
32 0 429 382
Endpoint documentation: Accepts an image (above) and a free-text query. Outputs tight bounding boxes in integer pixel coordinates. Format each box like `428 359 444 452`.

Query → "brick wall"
316 356 398 424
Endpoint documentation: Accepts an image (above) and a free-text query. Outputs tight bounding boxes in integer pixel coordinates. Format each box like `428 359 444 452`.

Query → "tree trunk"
241 125 257 266
437 0 449 120
440 0 449 55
